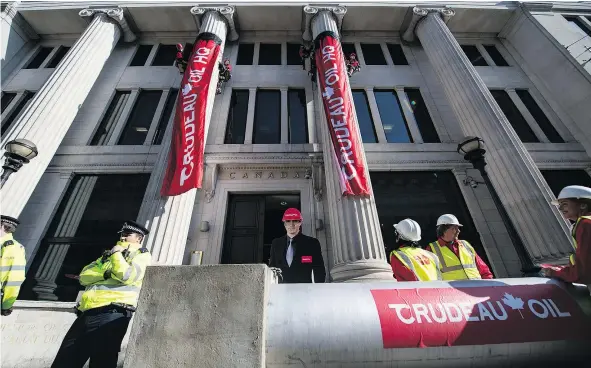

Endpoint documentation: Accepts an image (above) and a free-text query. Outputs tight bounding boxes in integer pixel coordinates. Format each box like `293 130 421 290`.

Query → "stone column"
136 6 237 265
1 8 135 218
303 6 393 282
30 176 98 300
403 7 573 263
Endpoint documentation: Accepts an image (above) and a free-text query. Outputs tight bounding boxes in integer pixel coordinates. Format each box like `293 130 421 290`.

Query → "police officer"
389 219 442 282
51 220 152 368
269 208 326 283
1 215 26 316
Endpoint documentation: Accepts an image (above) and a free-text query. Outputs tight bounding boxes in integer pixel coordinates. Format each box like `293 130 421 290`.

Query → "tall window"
341 43 356 57
360 43 387 65
374 90 412 143
225 90 250 144
564 16 591 37
253 90 281 144
387 44 409 65
258 44 281 65
1 91 35 135
236 43 255 65
118 91 163 145
287 89 308 143
151 44 177 66
490 90 539 142
483 45 509 66
20 174 150 301
1 93 17 114
352 90 377 143
24 47 53 69
45 46 71 68
515 90 564 143
130 45 154 66
152 88 179 145
405 88 440 143
541 170 591 197
461 45 488 66
286 43 301 65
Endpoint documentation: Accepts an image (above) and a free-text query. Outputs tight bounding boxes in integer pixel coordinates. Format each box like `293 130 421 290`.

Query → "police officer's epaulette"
1 240 14 247
139 247 149 253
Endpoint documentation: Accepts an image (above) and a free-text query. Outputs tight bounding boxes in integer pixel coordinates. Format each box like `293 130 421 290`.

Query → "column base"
31 280 59 301
330 260 394 283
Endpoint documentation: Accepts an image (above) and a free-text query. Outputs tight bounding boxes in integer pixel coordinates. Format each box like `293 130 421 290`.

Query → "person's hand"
1 308 13 316
111 245 125 253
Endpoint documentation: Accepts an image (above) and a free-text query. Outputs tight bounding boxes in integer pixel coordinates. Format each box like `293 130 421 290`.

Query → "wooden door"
221 195 265 264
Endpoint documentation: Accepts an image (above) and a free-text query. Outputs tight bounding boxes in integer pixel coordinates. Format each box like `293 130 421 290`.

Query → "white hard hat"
551 185 591 205
436 214 463 227
394 219 421 242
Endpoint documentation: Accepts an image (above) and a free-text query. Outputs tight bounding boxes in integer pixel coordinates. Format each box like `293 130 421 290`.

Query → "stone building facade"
1 0 591 301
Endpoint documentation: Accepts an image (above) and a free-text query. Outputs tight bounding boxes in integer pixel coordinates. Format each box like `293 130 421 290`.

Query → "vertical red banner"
315 34 371 196
161 36 221 196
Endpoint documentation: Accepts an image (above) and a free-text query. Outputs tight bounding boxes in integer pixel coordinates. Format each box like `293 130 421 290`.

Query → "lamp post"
1 138 38 189
457 136 539 276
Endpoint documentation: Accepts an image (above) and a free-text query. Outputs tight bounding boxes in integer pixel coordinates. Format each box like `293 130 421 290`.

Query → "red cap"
282 208 302 221
176 43 184 51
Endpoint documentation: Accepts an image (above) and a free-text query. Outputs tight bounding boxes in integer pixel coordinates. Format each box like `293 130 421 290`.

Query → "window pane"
153 88 179 145
387 44 408 65
258 43 281 65
374 90 411 143
565 16 591 37
483 45 509 66
24 47 53 69
1 92 35 135
341 43 356 57
130 45 153 66
360 43 387 65
225 90 250 144
46 46 70 68
352 90 377 143
405 88 441 143
237 43 255 65
20 174 150 301
90 91 131 145
1 92 16 113
118 90 163 145
541 170 591 197
490 90 539 142
288 89 308 144
151 44 177 66
286 43 301 65
253 90 281 144
461 45 488 66
516 89 564 143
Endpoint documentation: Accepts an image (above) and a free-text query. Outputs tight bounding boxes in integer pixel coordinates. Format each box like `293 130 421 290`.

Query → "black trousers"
51 306 132 368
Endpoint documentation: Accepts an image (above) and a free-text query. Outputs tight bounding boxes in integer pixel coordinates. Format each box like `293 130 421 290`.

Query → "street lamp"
457 136 539 276
1 138 38 189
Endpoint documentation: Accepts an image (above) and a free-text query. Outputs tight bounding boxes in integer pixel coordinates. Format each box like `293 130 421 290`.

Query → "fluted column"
403 7 572 262
1 8 135 218
30 176 97 300
136 6 236 264
304 6 393 282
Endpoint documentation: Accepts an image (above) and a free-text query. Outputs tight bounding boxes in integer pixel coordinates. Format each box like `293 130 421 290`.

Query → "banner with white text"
315 33 371 196
161 35 221 196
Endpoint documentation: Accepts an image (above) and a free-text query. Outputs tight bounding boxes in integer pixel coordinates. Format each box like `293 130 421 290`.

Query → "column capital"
402 7 454 44
79 7 136 42
191 5 238 41
302 5 347 41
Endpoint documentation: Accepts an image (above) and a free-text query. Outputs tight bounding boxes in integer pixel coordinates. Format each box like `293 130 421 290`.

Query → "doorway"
221 193 301 264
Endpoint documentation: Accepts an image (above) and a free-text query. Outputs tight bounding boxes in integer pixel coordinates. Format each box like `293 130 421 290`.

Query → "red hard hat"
176 43 184 51
282 208 302 221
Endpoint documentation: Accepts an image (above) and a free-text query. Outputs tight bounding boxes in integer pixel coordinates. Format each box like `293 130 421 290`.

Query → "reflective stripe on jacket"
1 233 26 310
78 242 151 312
570 216 591 265
428 240 481 280
390 246 443 281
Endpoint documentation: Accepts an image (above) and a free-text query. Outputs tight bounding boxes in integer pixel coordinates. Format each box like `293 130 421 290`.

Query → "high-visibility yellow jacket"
390 246 443 281
1 233 26 310
428 240 481 280
78 241 151 312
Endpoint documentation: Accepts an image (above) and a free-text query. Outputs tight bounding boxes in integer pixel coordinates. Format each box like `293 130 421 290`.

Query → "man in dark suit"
269 208 326 283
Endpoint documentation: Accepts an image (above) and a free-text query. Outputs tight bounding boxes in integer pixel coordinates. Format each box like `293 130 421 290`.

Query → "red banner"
161 37 221 196
315 34 371 196
371 284 591 348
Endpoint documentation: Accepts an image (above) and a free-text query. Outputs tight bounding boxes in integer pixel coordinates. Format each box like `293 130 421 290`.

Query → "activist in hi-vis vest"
314 31 371 196
544 185 591 288
389 219 442 281
161 32 222 197
51 221 152 368
1 215 26 316
428 214 493 281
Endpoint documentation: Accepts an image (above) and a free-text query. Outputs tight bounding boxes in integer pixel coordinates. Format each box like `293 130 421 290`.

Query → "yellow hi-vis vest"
1 233 26 310
78 241 151 312
428 240 481 280
390 246 443 281
570 215 591 265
